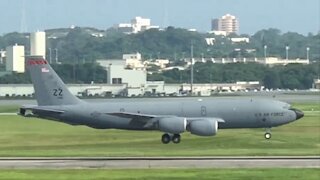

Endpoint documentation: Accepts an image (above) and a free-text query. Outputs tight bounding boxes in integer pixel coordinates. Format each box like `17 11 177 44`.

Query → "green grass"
0 105 19 113
0 103 319 157
291 102 320 111
0 169 319 180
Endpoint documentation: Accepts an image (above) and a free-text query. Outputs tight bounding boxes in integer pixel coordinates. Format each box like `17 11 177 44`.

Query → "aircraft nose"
290 108 304 120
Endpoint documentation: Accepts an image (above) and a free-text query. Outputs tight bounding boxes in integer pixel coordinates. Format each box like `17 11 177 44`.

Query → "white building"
208 30 227 36
5 44 25 73
123 52 142 60
262 57 309 65
30 31 46 58
97 59 147 89
131 16 151 33
230 37 249 43
205 38 215 45
123 52 145 69
312 79 320 90
114 23 133 34
154 59 170 68
115 16 159 34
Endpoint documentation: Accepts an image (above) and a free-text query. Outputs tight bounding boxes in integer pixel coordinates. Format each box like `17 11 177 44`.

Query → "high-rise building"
30 31 46 58
211 14 239 35
5 44 25 73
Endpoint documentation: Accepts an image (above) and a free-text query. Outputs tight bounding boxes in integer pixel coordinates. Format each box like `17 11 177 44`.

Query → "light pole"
48 48 52 63
285 46 290 60
190 43 194 95
306 47 310 60
264 45 267 60
55 48 58 63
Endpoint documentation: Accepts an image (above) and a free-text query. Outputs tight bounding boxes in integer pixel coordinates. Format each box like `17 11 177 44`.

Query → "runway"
0 157 319 169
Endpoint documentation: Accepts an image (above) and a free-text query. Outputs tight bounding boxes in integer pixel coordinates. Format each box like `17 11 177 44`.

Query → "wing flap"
106 112 161 128
106 112 157 119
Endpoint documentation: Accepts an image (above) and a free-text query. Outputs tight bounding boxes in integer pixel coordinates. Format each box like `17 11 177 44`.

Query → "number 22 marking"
53 88 63 96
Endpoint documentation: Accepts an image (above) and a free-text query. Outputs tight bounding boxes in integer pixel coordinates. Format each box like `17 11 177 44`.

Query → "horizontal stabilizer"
19 105 64 117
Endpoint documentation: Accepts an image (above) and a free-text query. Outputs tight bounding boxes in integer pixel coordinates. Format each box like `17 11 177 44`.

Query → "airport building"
96 59 147 96
0 52 263 97
312 79 320 90
211 14 239 35
30 31 46 58
261 57 309 65
189 57 309 66
5 44 25 73
0 81 262 98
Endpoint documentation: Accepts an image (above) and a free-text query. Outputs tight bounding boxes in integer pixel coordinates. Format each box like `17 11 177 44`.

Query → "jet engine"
188 119 218 136
158 117 187 134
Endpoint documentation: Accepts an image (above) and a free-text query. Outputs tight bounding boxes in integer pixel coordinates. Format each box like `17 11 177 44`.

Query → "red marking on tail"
27 59 48 66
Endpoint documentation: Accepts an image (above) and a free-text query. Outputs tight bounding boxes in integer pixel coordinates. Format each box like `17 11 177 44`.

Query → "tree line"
0 27 319 63
0 62 318 90
0 27 319 89
148 62 319 90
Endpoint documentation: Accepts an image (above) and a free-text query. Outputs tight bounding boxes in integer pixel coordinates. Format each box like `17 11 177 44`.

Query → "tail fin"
26 57 82 106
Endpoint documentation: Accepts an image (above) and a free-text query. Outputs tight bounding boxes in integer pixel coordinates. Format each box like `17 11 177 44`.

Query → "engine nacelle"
158 117 187 134
188 119 218 136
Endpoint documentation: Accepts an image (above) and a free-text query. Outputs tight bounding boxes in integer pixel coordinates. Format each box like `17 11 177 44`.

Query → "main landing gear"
161 133 181 144
264 128 271 139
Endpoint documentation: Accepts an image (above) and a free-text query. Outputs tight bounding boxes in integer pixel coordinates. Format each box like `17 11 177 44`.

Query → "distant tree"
263 70 281 89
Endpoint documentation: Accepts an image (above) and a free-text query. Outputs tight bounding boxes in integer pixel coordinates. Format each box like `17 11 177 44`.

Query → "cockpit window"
283 103 291 109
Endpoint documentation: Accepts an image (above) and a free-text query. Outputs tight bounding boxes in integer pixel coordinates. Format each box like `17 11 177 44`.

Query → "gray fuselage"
34 97 299 131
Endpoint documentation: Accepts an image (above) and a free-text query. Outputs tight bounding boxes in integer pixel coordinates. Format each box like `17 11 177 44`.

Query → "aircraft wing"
106 112 158 119
106 112 166 128
106 112 225 128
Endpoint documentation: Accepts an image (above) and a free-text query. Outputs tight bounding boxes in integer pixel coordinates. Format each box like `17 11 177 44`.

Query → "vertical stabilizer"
26 57 82 106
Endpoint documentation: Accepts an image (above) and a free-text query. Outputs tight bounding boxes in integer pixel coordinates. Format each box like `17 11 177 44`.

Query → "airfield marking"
0 157 319 169
0 113 17 115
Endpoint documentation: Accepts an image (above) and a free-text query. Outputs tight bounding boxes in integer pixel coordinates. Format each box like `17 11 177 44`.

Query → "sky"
0 0 319 35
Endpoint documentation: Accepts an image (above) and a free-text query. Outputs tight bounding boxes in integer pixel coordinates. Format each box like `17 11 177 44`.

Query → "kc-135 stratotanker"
19 58 304 144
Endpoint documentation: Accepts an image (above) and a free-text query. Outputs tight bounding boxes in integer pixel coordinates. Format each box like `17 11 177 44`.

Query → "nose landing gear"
264 132 271 139
264 128 271 139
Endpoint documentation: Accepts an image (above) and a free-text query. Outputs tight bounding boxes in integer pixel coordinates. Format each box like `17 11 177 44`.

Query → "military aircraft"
19 57 304 144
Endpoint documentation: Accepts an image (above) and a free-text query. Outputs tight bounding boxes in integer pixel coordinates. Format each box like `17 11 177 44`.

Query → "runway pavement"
0 156 319 169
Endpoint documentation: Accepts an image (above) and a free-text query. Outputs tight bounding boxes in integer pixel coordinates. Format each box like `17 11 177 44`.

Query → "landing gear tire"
161 133 171 144
172 134 181 144
264 132 271 139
